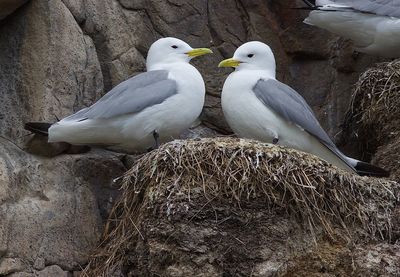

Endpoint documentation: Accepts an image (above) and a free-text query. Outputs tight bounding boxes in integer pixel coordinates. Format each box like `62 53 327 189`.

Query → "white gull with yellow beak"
218 41 388 177
25 37 212 153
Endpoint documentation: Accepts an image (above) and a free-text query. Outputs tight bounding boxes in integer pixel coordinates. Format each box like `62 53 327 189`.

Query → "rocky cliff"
0 0 397 276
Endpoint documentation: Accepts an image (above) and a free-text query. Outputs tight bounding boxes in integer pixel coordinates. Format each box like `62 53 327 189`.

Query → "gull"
218 41 388 176
301 0 400 58
25 37 212 153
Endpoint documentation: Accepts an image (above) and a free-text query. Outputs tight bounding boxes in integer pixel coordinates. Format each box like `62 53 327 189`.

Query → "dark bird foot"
352 51 361 59
152 130 160 149
147 130 160 152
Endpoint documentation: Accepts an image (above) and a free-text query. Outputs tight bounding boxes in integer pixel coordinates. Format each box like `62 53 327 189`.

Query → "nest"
83 138 399 276
344 59 400 153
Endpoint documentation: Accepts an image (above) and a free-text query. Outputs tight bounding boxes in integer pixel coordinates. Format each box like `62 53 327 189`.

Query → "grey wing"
253 78 353 169
63 70 177 121
330 0 400 17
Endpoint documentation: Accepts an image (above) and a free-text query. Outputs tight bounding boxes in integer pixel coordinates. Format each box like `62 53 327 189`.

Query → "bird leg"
272 137 279 144
146 130 161 152
352 50 360 59
152 130 160 149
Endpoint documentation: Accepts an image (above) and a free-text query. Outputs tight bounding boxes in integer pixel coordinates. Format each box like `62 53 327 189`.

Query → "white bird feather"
45 37 212 153
219 41 388 176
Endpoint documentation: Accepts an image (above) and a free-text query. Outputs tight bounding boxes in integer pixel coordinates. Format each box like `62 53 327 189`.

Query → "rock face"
0 0 102 143
0 0 397 275
0 139 127 273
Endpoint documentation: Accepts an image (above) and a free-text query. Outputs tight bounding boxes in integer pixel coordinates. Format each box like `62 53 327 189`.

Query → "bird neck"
147 61 191 72
235 67 276 80
234 62 276 79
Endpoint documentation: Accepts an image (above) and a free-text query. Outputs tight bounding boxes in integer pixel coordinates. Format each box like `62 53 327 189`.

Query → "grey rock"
0 257 26 275
36 265 69 277
0 0 122 271
7 272 33 277
33 257 45 271
0 139 126 270
354 244 400 276
181 124 220 140
8 265 69 277
0 0 103 144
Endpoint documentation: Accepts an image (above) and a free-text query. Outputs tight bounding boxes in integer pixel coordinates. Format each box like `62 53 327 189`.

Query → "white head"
146 37 212 70
218 41 276 78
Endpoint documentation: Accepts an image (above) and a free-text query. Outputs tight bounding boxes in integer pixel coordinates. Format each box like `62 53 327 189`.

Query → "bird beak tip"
218 58 240 68
186 48 213 58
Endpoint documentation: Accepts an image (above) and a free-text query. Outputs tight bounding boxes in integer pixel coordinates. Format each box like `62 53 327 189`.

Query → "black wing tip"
293 1 318 10
291 7 320 11
301 0 316 7
24 122 52 136
355 161 390 178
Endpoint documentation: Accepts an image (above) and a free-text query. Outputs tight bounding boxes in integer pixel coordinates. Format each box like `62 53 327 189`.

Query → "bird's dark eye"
247 54 254 58
171 45 178 49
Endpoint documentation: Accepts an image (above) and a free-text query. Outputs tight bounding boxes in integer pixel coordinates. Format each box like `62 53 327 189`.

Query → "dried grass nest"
344 59 400 144
83 137 399 276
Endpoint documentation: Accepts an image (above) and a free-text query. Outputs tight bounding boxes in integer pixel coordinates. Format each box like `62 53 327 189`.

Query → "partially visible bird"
218 41 389 177
25 37 213 153
300 0 400 58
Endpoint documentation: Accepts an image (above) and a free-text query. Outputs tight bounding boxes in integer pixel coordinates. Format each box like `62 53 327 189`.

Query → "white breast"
222 71 284 141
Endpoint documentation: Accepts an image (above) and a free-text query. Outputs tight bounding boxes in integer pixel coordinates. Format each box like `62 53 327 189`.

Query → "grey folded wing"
329 0 400 17
63 70 178 121
252 78 354 170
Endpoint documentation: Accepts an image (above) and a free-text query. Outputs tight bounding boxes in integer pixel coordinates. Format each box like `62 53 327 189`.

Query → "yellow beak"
218 58 241 68
186 48 213 58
